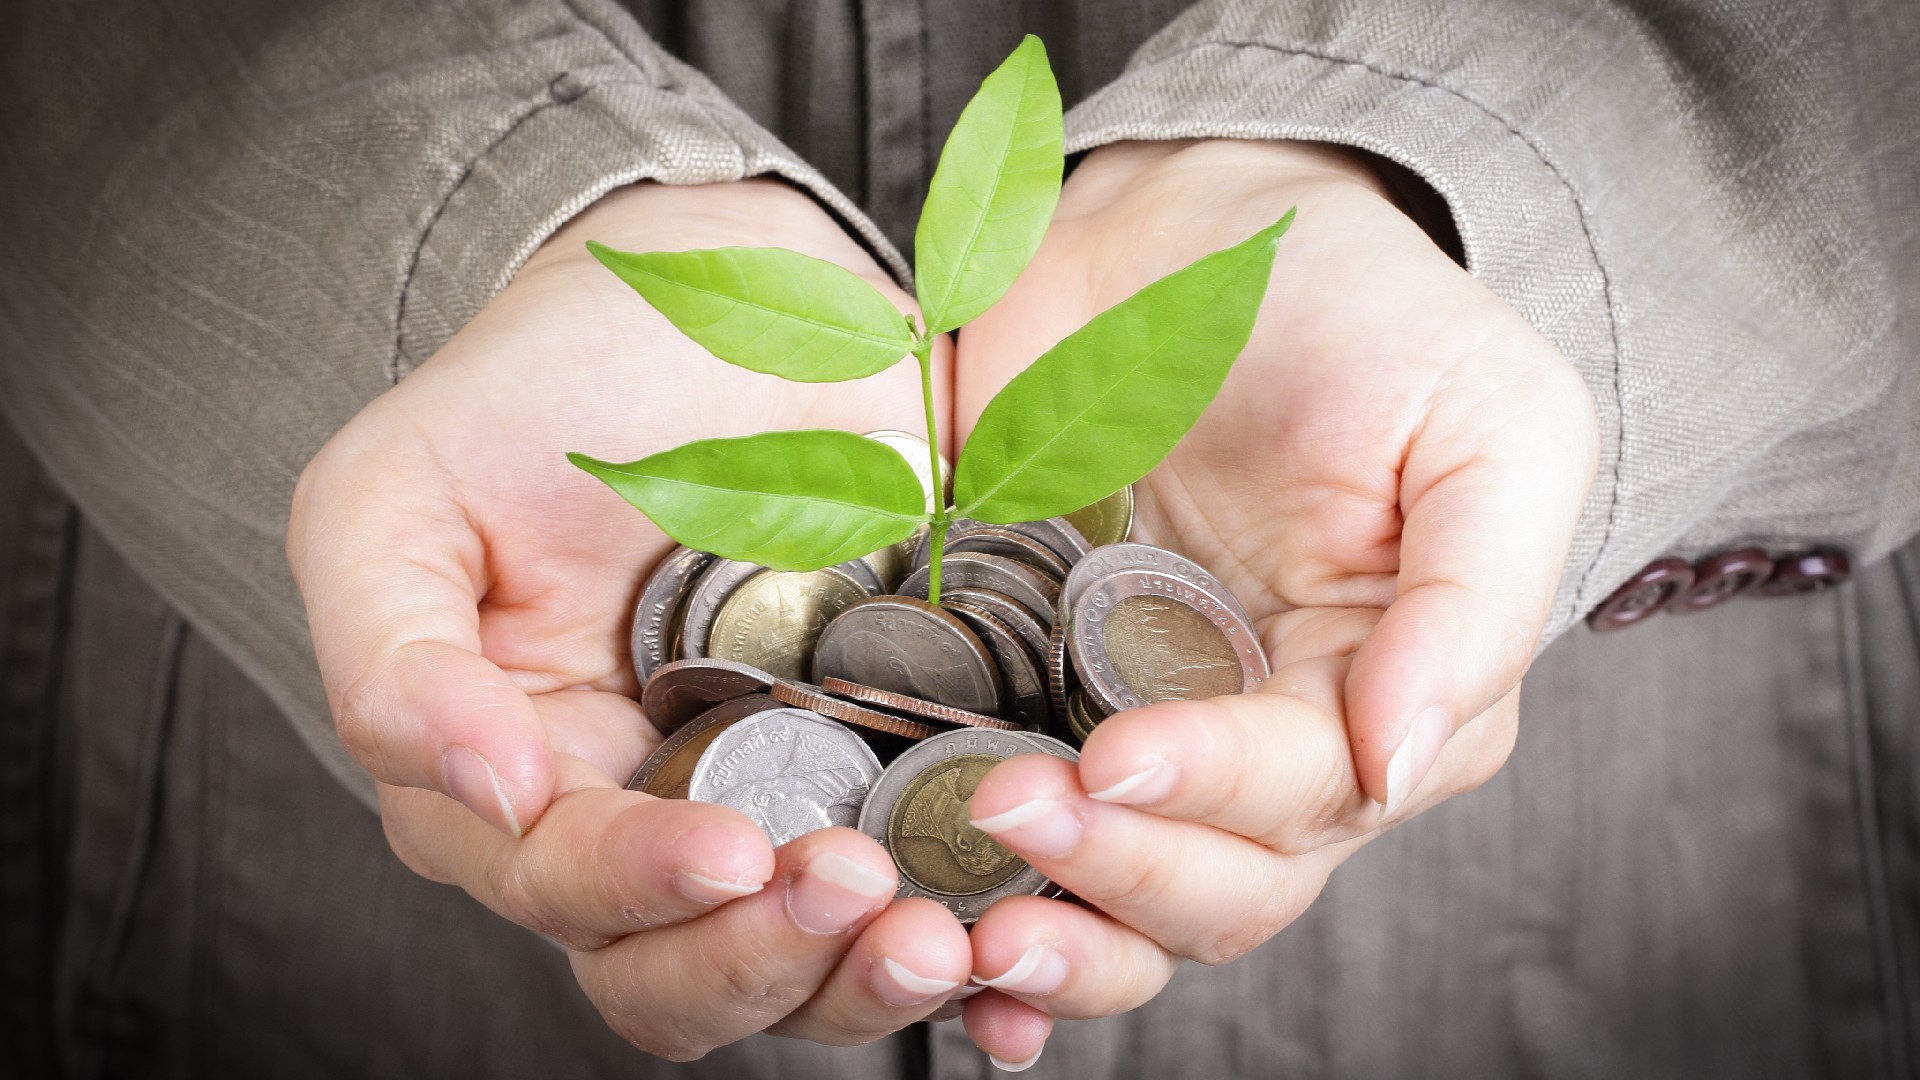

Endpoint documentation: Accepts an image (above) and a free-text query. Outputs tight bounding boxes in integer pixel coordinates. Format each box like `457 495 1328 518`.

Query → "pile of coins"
623 432 1270 922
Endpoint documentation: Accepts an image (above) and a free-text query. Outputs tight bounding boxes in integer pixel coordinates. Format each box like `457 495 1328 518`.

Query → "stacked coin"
622 436 1270 920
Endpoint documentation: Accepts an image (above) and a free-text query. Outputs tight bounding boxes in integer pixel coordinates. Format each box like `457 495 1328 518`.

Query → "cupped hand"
288 179 968 1056
948 140 1597 1063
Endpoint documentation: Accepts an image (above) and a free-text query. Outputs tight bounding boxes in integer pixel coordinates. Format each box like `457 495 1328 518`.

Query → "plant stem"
911 329 951 605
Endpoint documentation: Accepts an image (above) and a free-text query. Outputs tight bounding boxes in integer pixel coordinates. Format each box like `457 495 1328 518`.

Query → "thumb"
290 452 555 837
1344 359 1595 814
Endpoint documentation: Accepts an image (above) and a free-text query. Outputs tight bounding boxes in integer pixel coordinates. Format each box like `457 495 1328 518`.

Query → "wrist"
1066 139 1396 214
524 178 877 279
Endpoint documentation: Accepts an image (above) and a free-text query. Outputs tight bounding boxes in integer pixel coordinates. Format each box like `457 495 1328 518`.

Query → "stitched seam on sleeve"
391 88 572 386
1093 39 1626 616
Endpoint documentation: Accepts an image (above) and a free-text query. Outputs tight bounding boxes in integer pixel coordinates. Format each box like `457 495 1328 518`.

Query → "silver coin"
812 596 1003 715
900 552 1059 631
942 601 1051 730
863 429 950 513
1068 569 1270 715
1057 542 1258 631
940 587 1051 660
999 517 1091 567
676 559 766 660
857 727 1078 923
913 519 1073 580
860 530 919 593
627 693 783 798
943 526 1072 580
628 546 716 683
687 707 884 847
829 556 886 596
641 658 776 735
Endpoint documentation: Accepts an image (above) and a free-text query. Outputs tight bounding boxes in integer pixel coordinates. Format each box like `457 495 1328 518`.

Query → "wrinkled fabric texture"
1 0 1917 1076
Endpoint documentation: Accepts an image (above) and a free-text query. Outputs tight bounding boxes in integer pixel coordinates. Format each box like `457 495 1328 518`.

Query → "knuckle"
706 939 810 1015
1189 871 1301 965
610 1021 710 1063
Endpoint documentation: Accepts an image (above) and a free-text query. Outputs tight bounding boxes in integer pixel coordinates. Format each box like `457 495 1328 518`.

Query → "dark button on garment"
1588 557 1695 631
1757 549 1852 596
1671 546 1774 614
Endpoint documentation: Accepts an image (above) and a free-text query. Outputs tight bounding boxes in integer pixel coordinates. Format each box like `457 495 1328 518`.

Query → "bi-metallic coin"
857 727 1078 923
1068 568 1270 715
1058 542 1258 632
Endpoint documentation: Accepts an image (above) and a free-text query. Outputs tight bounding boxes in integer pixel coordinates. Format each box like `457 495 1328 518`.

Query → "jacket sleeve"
0 0 902 805
1064 0 1920 641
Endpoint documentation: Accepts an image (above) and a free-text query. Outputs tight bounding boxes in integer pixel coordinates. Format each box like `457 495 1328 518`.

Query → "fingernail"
969 798 1080 858
872 957 961 1007
1383 705 1453 817
786 852 894 935
974 943 1069 996
672 871 764 905
1086 760 1175 805
991 1048 1044 1073
442 746 522 837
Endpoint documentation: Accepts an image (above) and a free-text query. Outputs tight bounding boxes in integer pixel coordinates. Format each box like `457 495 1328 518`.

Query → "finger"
1074 658 1376 852
966 896 1178 1020
290 450 552 835
379 756 776 949
530 687 658 783
571 828 899 1061
1076 659 1521 848
962 991 1054 1073
967 753 1352 962
765 898 972 1045
1346 355 1595 812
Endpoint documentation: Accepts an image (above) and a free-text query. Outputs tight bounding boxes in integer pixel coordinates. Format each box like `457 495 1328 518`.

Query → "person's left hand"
943 139 1597 1067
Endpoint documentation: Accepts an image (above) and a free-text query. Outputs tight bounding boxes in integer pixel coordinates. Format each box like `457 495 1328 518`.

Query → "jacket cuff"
1065 40 1622 643
397 57 905 378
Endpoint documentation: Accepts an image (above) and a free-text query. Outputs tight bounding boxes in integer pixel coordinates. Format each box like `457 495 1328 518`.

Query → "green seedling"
569 35 1292 603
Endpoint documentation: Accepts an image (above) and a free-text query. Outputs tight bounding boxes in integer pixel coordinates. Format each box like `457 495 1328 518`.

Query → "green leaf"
914 35 1063 334
954 211 1296 524
570 430 930 571
586 242 914 382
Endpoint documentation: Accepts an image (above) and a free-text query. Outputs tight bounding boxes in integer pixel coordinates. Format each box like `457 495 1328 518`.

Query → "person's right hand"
287 179 971 1058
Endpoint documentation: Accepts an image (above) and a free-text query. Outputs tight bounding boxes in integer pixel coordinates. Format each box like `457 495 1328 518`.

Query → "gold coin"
888 753 1026 896
1067 689 1101 743
1104 595 1242 703
1063 485 1134 548
705 566 869 681
864 430 950 513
